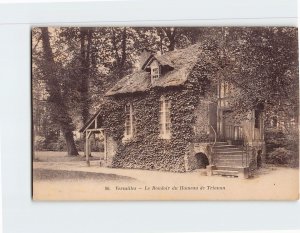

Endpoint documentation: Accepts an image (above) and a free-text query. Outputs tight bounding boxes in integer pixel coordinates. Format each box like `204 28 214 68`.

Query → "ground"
33 151 299 201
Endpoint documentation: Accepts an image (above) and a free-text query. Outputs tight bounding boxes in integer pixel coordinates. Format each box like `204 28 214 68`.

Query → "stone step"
215 160 244 163
212 170 239 177
215 158 243 162
215 154 244 158
215 162 246 167
214 142 228 145
214 157 244 161
215 166 245 171
214 147 243 151
215 158 244 162
215 151 244 156
215 162 244 166
215 159 245 164
213 145 241 149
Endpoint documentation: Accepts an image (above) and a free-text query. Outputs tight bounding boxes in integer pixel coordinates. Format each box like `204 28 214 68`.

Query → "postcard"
32 26 299 200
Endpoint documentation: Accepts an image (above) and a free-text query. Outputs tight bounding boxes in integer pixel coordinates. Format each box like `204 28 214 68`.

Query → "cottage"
80 43 265 178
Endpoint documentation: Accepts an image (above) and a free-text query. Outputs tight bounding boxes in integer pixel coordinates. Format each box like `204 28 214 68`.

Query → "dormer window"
152 67 159 79
150 60 160 84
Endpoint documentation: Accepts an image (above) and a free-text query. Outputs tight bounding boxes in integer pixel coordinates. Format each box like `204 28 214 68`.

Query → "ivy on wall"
97 55 217 172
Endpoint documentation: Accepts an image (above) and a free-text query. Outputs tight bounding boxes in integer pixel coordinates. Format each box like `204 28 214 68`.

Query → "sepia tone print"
32 27 299 200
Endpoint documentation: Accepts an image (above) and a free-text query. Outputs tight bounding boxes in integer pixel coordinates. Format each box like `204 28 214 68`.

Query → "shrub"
265 129 287 151
34 136 46 150
75 138 84 152
44 135 66 151
265 127 299 166
56 135 67 151
267 147 295 165
75 138 104 153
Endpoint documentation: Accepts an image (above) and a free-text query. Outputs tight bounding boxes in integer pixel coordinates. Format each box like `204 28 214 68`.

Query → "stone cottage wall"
184 142 211 171
99 57 214 172
193 100 210 142
99 86 208 172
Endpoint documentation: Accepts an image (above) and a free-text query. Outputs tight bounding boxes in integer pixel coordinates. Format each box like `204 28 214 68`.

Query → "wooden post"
86 130 90 167
261 112 264 140
99 129 106 166
104 132 107 162
252 110 255 142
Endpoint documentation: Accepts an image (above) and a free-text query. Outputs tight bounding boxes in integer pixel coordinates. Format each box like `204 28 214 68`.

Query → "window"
124 103 135 139
254 110 260 129
152 67 159 79
159 96 171 139
218 81 232 107
219 81 232 98
151 60 160 83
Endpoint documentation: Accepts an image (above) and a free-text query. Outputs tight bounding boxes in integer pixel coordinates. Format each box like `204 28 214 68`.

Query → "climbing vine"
98 53 217 172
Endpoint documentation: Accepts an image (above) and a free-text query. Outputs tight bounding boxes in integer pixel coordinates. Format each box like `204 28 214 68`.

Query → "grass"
33 151 102 162
33 168 136 182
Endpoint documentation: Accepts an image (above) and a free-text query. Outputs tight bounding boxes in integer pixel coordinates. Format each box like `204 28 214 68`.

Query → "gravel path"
33 159 299 201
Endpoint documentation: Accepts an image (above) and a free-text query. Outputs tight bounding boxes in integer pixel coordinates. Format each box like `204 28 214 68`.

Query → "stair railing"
210 125 217 146
209 125 217 166
242 142 250 167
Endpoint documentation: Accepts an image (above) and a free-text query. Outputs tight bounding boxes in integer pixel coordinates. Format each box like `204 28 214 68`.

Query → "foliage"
265 129 287 149
97 51 215 171
267 147 296 165
265 128 299 166
219 27 298 118
34 136 46 151
32 27 298 159
106 89 195 172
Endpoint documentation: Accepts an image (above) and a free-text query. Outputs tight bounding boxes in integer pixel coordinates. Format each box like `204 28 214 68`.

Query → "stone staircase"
211 142 248 178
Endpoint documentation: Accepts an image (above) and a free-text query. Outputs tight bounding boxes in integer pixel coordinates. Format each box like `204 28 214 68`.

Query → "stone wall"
193 101 210 142
184 143 210 171
100 57 214 172
101 85 213 172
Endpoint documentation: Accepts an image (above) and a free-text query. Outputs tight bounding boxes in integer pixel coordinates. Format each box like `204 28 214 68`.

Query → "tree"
202 27 298 121
32 26 298 156
39 27 79 156
79 27 93 124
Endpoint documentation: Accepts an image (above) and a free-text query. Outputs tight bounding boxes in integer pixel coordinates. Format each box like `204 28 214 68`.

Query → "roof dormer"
139 49 175 85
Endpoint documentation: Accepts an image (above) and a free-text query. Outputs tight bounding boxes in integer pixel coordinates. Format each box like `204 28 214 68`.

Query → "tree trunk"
40 27 79 156
120 27 127 69
159 35 163 54
168 39 176 51
79 28 91 125
64 131 79 155
111 27 127 79
163 27 177 51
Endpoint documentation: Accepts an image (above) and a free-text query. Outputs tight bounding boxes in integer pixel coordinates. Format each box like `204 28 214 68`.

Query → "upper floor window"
159 96 171 139
124 103 135 139
218 81 233 108
219 81 232 99
151 60 160 83
254 110 260 129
